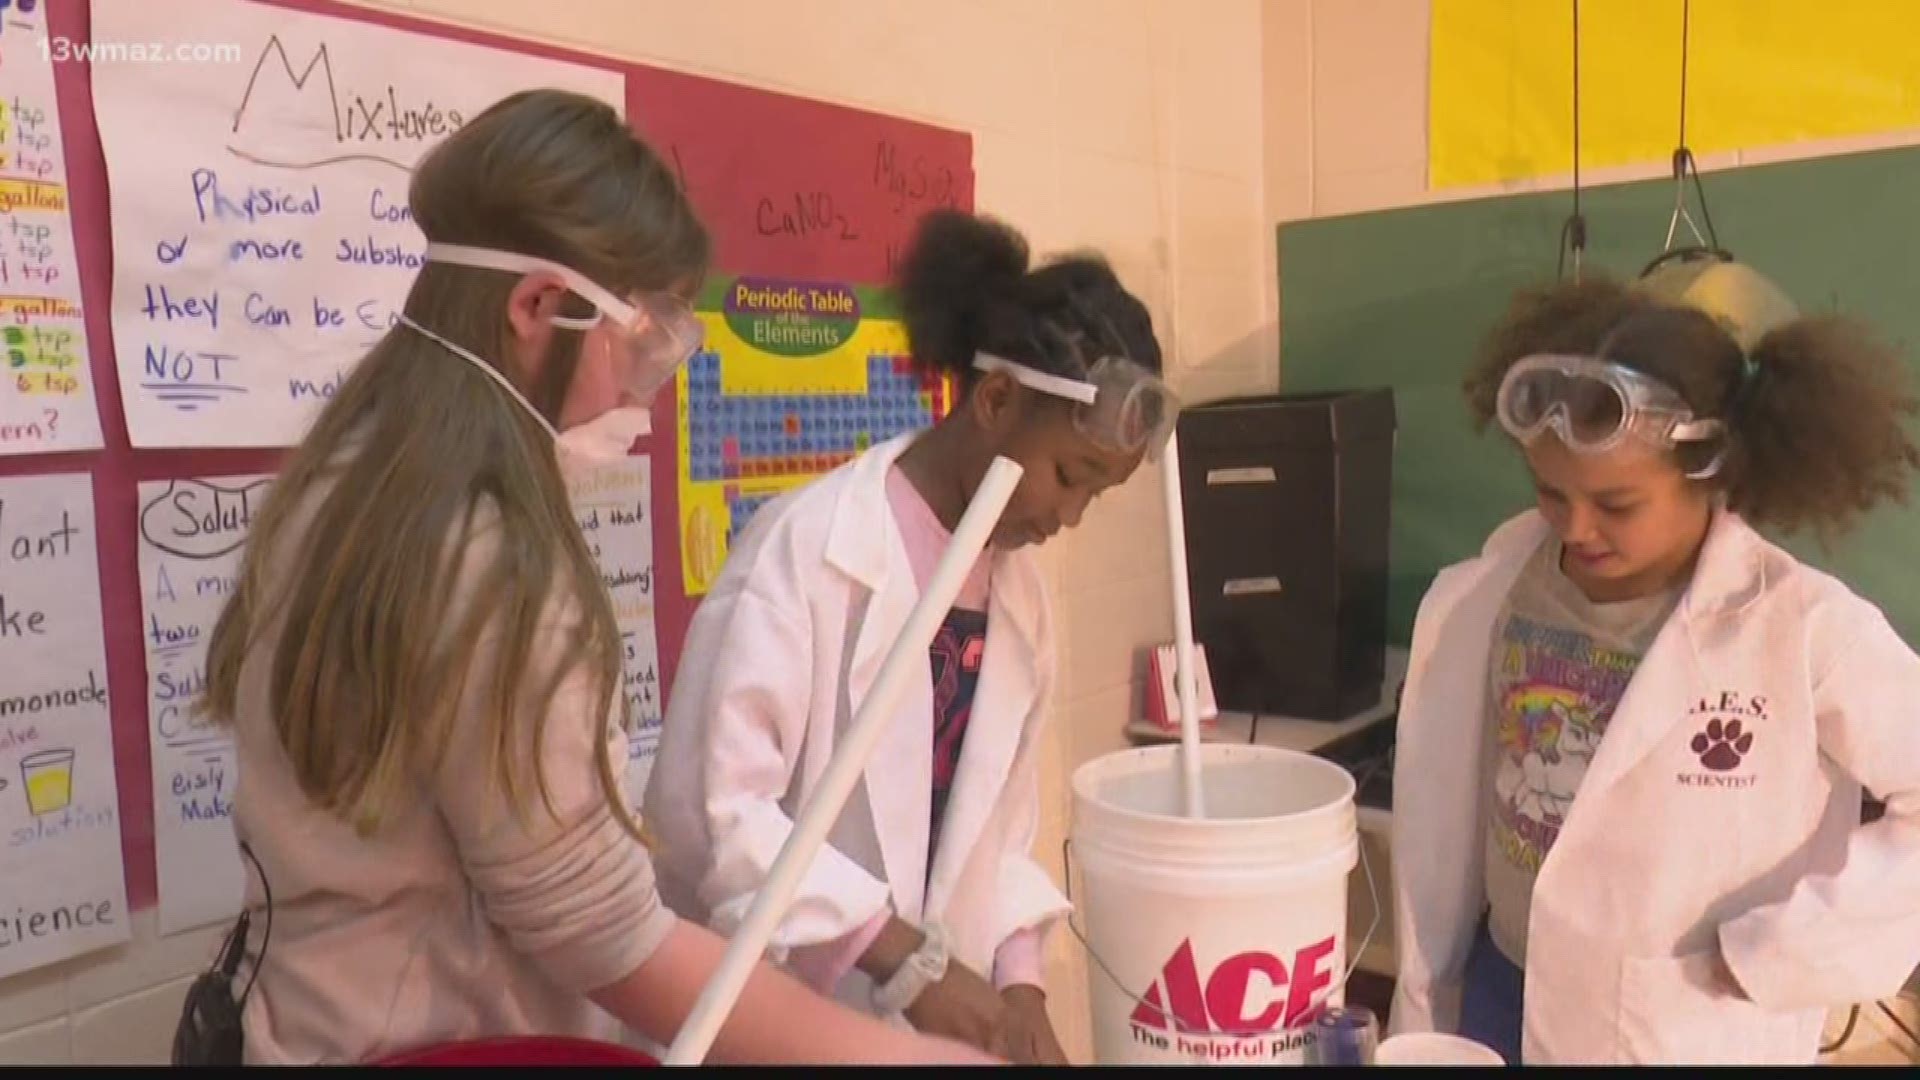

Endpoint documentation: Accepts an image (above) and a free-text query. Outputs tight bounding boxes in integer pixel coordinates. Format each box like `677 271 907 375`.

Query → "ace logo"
1129 936 1338 1037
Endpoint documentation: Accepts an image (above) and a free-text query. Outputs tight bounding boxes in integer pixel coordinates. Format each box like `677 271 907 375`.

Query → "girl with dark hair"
649 209 1171 1064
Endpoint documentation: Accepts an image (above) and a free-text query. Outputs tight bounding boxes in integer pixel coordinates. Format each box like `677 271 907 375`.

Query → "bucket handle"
1059 834 1382 1041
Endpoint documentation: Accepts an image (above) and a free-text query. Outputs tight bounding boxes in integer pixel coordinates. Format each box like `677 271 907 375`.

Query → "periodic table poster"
675 279 951 595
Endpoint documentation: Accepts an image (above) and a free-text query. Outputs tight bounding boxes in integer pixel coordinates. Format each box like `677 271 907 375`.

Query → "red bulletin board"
21 0 970 912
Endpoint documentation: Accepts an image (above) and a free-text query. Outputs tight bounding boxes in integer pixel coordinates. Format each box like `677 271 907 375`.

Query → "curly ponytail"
1720 316 1920 538
896 210 1030 379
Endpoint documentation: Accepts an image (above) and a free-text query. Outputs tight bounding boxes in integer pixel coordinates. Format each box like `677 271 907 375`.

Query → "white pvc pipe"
1146 14 1205 823
663 456 1026 1066
1160 433 1206 820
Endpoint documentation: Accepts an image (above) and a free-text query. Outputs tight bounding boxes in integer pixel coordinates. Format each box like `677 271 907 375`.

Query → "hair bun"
897 211 1032 375
898 210 1028 299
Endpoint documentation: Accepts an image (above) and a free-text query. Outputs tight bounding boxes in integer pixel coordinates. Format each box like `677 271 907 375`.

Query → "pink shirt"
785 467 1044 995
230 455 675 1063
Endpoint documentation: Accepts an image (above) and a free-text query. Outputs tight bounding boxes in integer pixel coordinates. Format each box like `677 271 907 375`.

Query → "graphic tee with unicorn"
1482 538 1681 966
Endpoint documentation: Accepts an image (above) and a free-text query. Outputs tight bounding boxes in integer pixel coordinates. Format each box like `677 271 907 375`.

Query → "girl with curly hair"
1388 267 1920 1065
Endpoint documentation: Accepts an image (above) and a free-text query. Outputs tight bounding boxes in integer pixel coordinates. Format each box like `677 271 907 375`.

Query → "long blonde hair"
203 90 709 838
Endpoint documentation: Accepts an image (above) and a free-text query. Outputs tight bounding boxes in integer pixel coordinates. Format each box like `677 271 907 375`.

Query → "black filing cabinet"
1174 389 1396 720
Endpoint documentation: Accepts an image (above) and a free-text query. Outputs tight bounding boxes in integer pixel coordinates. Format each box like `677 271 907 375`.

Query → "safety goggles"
973 351 1179 460
424 242 705 401
1496 353 1723 458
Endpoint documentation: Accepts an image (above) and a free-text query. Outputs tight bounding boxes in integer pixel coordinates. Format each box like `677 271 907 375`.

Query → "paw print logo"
1690 718 1754 772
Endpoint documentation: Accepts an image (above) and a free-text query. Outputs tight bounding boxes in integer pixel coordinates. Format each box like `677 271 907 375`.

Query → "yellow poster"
1430 0 1920 189
677 277 953 595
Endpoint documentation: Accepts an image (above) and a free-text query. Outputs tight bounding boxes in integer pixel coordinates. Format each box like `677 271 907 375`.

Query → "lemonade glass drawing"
21 749 75 815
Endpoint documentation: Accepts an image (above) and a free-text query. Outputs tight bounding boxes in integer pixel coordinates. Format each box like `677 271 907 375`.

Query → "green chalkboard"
1278 145 1920 647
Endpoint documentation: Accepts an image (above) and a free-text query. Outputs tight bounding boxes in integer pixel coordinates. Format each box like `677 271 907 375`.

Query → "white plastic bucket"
1374 1033 1507 1066
1069 743 1359 1066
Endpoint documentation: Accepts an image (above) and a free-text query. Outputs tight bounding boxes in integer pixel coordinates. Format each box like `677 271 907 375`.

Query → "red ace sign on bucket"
1069 744 1359 1065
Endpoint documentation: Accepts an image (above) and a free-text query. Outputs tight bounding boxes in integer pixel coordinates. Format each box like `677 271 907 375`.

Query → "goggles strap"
973 352 1098 404
399 315 559 441
423 241 638 328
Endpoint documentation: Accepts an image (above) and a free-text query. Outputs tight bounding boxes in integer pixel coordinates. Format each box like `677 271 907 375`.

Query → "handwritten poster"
623 65 974 291
0 9 104 455
0 474 129 977
137 474 268 934
568 458 663 803
90 0 624 448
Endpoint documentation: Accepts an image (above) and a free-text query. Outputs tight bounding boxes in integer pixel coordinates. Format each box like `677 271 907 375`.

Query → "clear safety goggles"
1496 353 1723 456
973 351 1179 460
424 242 705 401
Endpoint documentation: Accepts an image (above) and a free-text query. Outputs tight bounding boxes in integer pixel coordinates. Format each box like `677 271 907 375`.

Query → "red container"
375 1036 660 1066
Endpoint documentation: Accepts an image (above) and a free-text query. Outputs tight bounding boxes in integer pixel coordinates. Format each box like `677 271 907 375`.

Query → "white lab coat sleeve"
1388 567 1474 1037
1718 600 1920 1010
992 705 1071 956
696 581 893 952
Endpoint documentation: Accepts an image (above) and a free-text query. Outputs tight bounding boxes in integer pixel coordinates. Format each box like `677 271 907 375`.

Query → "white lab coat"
644 434 1070 1015
1390 509 1920 1064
